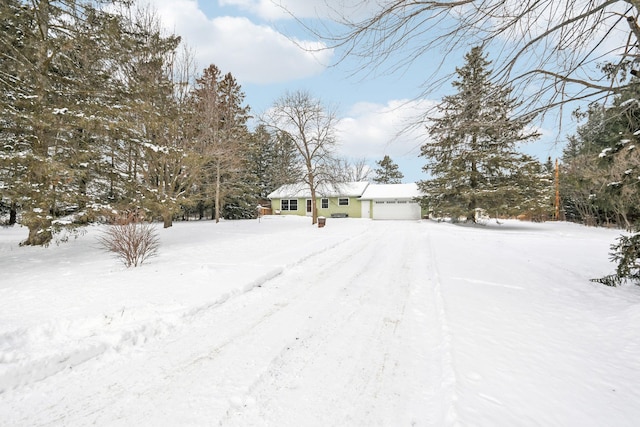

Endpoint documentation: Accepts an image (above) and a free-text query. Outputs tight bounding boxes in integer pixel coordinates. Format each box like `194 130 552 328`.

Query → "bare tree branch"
261 90 340 224
290 0 640 124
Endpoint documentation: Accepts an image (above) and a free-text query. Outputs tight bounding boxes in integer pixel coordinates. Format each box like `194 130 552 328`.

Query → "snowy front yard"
1 217 639 426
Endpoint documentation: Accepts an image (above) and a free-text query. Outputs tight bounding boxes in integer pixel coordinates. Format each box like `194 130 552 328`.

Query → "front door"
306 199 312 216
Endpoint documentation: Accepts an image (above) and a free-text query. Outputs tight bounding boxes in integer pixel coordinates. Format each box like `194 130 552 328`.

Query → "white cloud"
147 0 332 84
218 0 356 21
336 99 437 161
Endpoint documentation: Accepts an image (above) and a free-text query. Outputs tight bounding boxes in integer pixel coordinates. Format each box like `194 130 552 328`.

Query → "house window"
338 198 349 206
281 199 298 211
321 198 329 209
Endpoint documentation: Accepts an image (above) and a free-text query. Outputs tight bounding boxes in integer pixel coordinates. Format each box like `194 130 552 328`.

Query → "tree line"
0 0 311 245
0 0 396 241
5 1 638 285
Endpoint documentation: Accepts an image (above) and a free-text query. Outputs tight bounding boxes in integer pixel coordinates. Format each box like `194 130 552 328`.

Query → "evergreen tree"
373 155 404 184
419 46 545 221
0 0 150 244
124 21 201 228
0 1 206 240
248 125 300 199
191 65 251 222
562 94 640 228
564 89 640 286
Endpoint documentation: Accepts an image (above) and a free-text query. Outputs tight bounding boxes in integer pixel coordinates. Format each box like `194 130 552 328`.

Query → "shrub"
98 221 160 267
592 230 640 287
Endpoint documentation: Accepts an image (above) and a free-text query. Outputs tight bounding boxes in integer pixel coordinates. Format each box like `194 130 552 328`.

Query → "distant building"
267 182 425 220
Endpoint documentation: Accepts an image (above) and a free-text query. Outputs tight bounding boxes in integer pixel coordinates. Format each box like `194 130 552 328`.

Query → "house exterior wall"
271 197 307 216
317 196 362 218
269 182 427 220
271 196 362 217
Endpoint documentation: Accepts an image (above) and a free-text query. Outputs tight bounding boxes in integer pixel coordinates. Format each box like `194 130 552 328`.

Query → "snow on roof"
267 183 308 199
360 183 421 200
267 182 370 199
322 181 369 197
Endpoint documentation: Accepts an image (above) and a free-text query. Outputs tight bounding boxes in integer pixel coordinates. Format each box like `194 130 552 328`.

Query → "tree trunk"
9 203 17 226
310 187 318 224
215 161 221 223
162 205 173 228
21 216 52 246
307 167 317 225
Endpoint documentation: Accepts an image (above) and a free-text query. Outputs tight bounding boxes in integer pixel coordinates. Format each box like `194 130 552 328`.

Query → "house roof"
360 183 421 200
267 181 370 199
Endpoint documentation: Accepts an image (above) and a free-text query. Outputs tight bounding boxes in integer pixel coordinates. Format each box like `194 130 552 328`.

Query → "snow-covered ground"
1 216 639 426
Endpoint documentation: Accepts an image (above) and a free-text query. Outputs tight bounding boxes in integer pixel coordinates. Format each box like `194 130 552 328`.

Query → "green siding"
271 198 306 216
271 196 362 218
317 196 361 218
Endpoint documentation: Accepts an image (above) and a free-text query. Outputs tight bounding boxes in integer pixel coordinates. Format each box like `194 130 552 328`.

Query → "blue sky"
147 0 576 182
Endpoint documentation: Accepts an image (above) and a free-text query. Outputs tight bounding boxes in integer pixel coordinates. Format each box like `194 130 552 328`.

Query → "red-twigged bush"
98 221 160 268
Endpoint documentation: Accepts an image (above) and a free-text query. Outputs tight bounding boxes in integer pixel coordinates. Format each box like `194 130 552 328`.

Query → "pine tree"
248 125 300 199
564 89 640 286
373 155 404 184
419 46 545 221
562 92 640 228
124 21 200 228
191 65 251 222
0 0 152 244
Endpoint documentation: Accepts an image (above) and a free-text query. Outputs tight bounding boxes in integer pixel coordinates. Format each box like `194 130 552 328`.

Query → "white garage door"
372 200 421 220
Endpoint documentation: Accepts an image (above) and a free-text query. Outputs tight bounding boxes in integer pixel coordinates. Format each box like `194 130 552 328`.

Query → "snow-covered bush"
592 230 640 287
611 231 640 284
98 221 160 268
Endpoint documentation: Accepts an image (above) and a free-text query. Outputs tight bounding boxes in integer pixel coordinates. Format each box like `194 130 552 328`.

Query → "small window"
338 198 349 206
289 199 298 211
386 201 396 204
375 201 385 204
321 198 329 209
281 200 289 211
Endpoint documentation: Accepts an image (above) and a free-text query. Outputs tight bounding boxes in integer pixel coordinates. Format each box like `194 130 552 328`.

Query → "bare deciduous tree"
262 90 339 224
333 157 372 182
301 0 640 119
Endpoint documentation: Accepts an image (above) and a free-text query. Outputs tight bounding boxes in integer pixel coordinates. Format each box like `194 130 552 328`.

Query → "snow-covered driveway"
3 221 446 425
1 217 640 426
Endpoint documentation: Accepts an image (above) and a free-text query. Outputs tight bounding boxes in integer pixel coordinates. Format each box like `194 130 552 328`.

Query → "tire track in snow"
219 222 439 426
7 226 379 426
216 228 391 425
0 225 372 395
4 222 444 426
424 223 460 425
